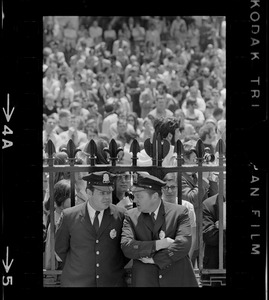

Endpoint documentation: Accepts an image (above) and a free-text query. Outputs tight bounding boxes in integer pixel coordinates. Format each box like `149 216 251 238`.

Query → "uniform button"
96 275 99 279
96 251 100 255
96 240 99 243
96 263 99 267
159 275 162 279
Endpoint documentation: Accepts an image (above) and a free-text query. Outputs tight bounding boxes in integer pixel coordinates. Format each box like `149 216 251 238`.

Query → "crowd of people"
43 16 226 156
43 16 226 287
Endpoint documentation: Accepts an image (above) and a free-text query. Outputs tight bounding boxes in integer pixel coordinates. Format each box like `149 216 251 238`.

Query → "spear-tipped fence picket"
43 135 226 286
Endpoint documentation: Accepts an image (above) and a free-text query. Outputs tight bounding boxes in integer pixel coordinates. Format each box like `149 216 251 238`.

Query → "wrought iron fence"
43 135 226 287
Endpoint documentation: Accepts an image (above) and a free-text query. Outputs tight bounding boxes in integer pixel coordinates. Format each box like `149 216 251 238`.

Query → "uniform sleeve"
55 211 70 265
121 213 156 259
153 207 192 270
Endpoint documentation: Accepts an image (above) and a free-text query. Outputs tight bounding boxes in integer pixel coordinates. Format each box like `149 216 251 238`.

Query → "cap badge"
103 173 110 183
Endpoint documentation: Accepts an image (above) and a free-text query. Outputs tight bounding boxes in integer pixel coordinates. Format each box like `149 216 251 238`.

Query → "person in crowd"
43 93 58 117
44 179 72 270
89 19 103 46
85 127 99 141
59 114 88 148
121 172 198 287
43 115 63 152
187 20 200 48
55 74 74 106
198 123 217 154
202 85 213 103
118 22 131 43
112 119 134 148
170 16 187 46
199 17 214 52
162 172 197 259
55 171 129 287
145 22 161 48
212 107 224 122
104 22 117 54
156 82 175 108
86 101 103 133
132 20 146 47
125 67 141 117
117 48 129 71
54 109 71 134
202 172 226 285
216 119 226 142
126 112 142 137
43 151 70 224
139 79 157 119
113 172 132 206
183 98 205 132
196 66 212 95
139 117 154 143
101 103 119 139
113 31 130 57
182 85 206 115
109 88 131 117
68 100 87 121
48 40 66 67
76 28 94 50
171 139 214 267
148 96 173 120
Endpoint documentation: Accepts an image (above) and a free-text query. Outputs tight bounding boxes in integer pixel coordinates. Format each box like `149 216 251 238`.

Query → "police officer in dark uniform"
55 171 129 287
121 172 198 287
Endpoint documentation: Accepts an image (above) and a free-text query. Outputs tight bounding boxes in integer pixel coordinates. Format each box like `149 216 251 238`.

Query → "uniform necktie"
150 212 156 225
93 211 100 233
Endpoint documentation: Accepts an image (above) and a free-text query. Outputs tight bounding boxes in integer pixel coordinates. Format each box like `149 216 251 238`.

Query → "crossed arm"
120 210 192 270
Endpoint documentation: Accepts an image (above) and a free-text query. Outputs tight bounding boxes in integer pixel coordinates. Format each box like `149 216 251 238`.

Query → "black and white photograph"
1 0 268 298
41 15 226 288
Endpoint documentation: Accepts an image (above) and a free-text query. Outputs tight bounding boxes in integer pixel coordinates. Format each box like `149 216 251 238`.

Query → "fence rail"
43 135 226 287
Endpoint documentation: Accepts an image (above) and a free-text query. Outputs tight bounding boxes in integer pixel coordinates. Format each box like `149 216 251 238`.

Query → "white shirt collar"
87 201 104 224
152 200 161 220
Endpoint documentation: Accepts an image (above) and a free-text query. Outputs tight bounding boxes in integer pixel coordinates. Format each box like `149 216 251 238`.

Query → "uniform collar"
152 200 161 219
87 201 104 221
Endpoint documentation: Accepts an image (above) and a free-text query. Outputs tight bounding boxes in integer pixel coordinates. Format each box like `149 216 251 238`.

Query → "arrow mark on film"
3 94 15 122
2 247 14 273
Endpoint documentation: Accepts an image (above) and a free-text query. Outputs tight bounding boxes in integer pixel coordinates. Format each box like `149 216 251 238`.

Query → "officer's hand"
156 237 175 251
138 257 154 264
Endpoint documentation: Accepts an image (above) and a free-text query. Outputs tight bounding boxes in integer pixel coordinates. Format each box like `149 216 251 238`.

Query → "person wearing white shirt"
162 172 197 258
89 20 103 46
43 116 64 152
182 85 206 114
102 103 118 139
183 99 205 131
59 115 87 148
55 171 129 287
